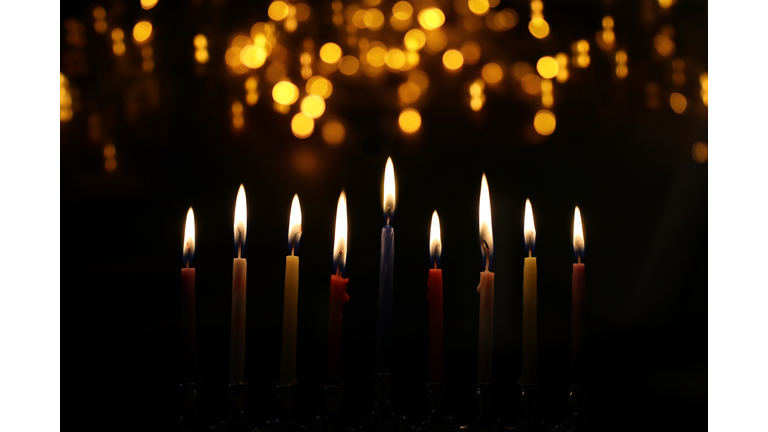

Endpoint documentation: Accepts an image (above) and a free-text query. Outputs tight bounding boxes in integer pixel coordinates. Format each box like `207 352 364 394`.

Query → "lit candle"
230 184 248 384
325 191 350 385
181 207 197 383
571 206 586 384
280 195 302 385
519 199 538 384
426 211 444 383
376 157 396 374
477 174 495 384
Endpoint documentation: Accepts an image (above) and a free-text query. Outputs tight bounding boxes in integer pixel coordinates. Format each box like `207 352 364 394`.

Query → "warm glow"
409 70 429 90
573 206 584 261
670 92 687 113
479 174 494 265
425 29 447 52
141 0 158 9
393 1 413 19
442 50 464 70
461 41 481 65
468 0 490 16
417 8 445 30
534 110 556 135
536 56 558 79
301 95 326 119
367 45 387 67
288 194 302 251
322 120 346 145
291 113 315 138
234 184 247 249
363 9 385 30
404 29 426 51
398 108 421 133
482 63 503 83
495 9 518 30
273 81 299 105
529 18 549 39
383 157 396 218
183 207 195 264
524 199 536 253
692 142 708 163
398 82 421 104
521 73 542 95
333 191 348 273
615 50 628 78
320 42 342 64
307 76 333 99
429 210 442 266
339 55 360 75
386 48 406 69
269 1 290 20
241 45 267 69
133 21 152 43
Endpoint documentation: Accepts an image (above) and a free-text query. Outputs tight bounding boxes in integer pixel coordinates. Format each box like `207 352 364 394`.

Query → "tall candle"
571 206 586 384
230 184 248 384
376 157 396 374
520 199 538 384
280 195 302 385
181 207 197 384
426 211 444 383
325 191 350 385
477 174 495 384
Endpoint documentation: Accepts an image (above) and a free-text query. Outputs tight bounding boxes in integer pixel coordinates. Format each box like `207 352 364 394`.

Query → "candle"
426 211 444 383
325 191 350 385
280 195 302 385
376 157 396 374
477 174 495 384
571 206 586 384
230 184 248 384
519 199 538 384
181 207 197 383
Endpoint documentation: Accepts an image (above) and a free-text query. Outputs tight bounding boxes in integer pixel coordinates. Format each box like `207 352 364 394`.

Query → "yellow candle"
520 199 538 384
280 195 302 385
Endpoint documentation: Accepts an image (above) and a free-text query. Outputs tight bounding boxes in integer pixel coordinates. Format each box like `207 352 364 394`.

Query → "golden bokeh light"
245 77 257 91
141 0 158 10
398 81 422 104
615 50 627 78
417 8 445 30
93 7 107 33
273 81 300 105
533 110 556 135
301 95 326 119
468 0 490 16
365 0 382 6
291 113 315 138
443 50 464 70
296 3 311 21
398 108 422 133
390 15 413 31
425 29 447 53
133 21 153 43
319 42 342 64
470 78 485 111
339 55 360 75
461 41 481 65
194 34 207 49
528 18 549 39
393 1 413 19
670 92 687 113
386 48 406 70
513 61 533 81
541 79 553 107
658 0 675 8
521 73 542 95
404 29 426 51
409 70 429 90
93 6 105 19
494 9 518 31
405 51 420 69
269 1 290 21
232 101 243 115
654 32 675 58
322 120 346 145
104 143 116 158
307 76 333 99
241 45 267 69
536 56 558 79
692 142 707 163
232 101 244 129
363 8 385 30
266 62 287 82
555 53 569 82
573 40 590 68
672 58 685 85
105 159 117 172
367 44 387 67
700 72 708 106
482 63 503 84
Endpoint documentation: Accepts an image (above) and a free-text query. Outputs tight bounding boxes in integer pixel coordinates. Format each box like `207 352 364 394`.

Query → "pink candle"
230 185 248 384
476 174 495 384
181 207 197 383
571 207 586 384
426 211 444 383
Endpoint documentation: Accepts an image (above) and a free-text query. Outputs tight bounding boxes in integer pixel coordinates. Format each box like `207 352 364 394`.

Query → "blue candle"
376 157 396 373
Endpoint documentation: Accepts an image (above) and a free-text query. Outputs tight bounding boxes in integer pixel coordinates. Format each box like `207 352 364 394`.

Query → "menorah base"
418 382 457 432
261 383 307 432
215 382 258 432
358 373 411 432
313 384 351 432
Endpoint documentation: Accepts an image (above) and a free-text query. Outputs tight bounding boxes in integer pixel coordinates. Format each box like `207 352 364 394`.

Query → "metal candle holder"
358 373 411 432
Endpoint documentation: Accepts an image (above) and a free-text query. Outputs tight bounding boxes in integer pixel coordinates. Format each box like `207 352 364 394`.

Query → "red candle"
426 211 444 383
325 191 350 385
571 206 586 384
181 207 197 383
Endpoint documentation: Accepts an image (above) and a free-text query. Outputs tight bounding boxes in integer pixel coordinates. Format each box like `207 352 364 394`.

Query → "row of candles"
180 158 587 388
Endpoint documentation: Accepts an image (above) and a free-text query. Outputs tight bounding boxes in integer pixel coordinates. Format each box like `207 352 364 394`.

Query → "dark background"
61 0 707 430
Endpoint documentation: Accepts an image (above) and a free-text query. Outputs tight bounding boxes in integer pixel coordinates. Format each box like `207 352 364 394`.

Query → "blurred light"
363 8 385 30
398 108 421 133
461 41 481 65
339 55 360 75
528 18 549 39
536 56 558 79
352 9 367 28
468 0 490 16
295 3 311 21
104 143 116 159
390 15 412 31
533 110 556 135
291 113 315 138
266 62 287 82
365 0 381 6
322 120 346 145
133 21 152 43
320 43 342 63
494 9 518 30
245 76 259 105
269 1 290 20
669 92 687 113
367 44 387 67
93 6 105 19
93 7 107 33
112 28 125 56
398 81 422 104
105 158 117 172
672 58 685 85
555 53 569 82
241 45 267 68
409 70 429 90
393 1 413 19
60 73 72 122
513 61 533 80
442 50 464 70
573 40 590 68
404 51 419 69
646 82 660 109
232 101 243 115
615 50 627 78
273 81 299 105
194 34 208 48
425 29 447 53
470 78 485 111
700 72 708 106
386 48 406 70
463 15 483 32
658 0 675 8
521 73 542 95
141 0 158 10
482 63 503 84
654 27 675 57
294 150 317 176
301 95 326 118
541 79 553 107
418 8 445 30
404 29 426 51
599 16 615 49
692 142 708 163
274 102 291 114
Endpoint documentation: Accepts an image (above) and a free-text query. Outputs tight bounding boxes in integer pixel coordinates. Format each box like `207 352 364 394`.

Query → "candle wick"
336 267 341 277
528 249 532 258
291 245 295 256
481 239 490 271
578 255 581 264
386 207 392 225
186 260 190 269
434 261 437 270
238 244 242 259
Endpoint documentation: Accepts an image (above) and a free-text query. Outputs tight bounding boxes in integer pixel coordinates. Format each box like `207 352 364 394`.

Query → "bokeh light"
301 95 326 119
269 1 290 21
363 9 385 30
320 43 342 64
555 53 569 82
386 49 406 70
533 110 556 135
669 92 687 113
307 76 333 99
494 9 518 31
322 120 346 145
291 113 315 138
468 0 490 16
536 56 558 79
133 21 153 43
528 19 549 39
442 50 464 70
692 142 707 163
654 27 675 58
521 73 542 95
615 50 627 78
482 63 503 84
141 0 158 10
293 149 318 176
418 8 445 30
232 101 244 128
404 29 426 51
393 1 413 19
425 30 448 53
273 81 300 105
513 61 533 80
241 45 267 69
339 56 360 75
409 70 429 90
700 72 708 106
398 81 421 104
398 108 421 133
367 44 387 67
461 41 481 65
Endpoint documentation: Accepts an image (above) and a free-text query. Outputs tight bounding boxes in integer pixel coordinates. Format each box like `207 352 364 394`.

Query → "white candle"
477 174 495 384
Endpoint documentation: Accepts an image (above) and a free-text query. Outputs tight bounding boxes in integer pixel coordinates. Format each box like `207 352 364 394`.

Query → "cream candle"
181 207 197 384
280 195 302 385
519 199 537 385
230 184 248 384
476 174 495 384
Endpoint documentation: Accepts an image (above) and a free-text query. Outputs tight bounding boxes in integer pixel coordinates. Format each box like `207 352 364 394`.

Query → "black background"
61 0 707 430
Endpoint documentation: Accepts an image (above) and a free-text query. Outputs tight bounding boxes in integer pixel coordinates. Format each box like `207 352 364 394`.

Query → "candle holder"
460 383 503 432
312 384 351 432
216 381 258 432
261 383 307 432
557 385 587 432
507 384 545 432
180 381 216 431
358 373 412 432
417 383 456 432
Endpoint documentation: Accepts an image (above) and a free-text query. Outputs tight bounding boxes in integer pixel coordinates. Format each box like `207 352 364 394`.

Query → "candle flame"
524 199 536 254
333 190 348 274
429 210 441 266
183 207 195 265
479 174 494 267
234 184 247 252
288 194 302 253
382 157 396 221
573 206 585 261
